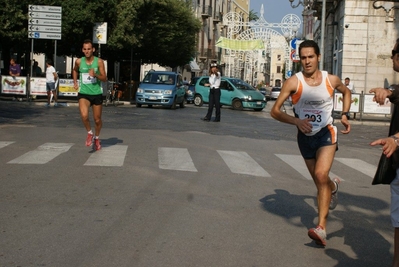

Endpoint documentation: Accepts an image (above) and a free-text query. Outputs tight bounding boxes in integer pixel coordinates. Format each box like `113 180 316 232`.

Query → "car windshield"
229 79 255 90
272 87 281 91
143 73 175 84
190 77 199 86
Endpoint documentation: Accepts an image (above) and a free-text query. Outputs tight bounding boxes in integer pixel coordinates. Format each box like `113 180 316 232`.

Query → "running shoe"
308 225 327 246
330 177 341 210
85 133 94 147
54 102 58 107
44 103 50 107
93 138 101 151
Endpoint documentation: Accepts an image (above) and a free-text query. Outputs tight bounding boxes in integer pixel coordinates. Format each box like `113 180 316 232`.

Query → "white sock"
88 130 93 135
95 136 99 139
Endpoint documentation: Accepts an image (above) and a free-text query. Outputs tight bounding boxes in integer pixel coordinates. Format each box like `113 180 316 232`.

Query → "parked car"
194 76 266 111
270 87 282 100
185 77 199 104
135 71 185 109
258 87 267 96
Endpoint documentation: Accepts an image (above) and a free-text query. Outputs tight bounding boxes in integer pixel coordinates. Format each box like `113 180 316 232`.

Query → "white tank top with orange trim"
292 71 334 136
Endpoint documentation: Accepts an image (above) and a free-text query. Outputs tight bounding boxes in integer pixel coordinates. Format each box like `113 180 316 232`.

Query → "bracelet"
390 135 399 146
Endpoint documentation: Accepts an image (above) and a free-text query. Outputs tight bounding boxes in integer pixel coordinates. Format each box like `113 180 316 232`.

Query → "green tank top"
79 57 102 95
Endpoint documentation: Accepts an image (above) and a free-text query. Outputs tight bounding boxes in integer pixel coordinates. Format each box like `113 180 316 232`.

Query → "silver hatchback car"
270 87 281 100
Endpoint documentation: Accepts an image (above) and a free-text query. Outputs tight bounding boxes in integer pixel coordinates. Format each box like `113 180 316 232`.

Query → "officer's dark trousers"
205 88 221 121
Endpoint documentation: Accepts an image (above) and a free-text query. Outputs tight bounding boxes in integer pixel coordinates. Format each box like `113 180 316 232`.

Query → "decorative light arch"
220 5 301 81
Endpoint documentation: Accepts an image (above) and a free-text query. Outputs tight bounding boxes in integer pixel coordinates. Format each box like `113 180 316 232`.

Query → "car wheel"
179 100 185 108
171 98 177 110
254 108 263 111
136 103 141 108
194 95 203 106
232 99 243 110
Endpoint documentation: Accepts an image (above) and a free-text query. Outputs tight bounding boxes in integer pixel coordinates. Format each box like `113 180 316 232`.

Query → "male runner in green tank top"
73 39 107 150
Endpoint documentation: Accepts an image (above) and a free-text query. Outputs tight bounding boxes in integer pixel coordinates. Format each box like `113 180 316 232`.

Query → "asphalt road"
0 100 394 267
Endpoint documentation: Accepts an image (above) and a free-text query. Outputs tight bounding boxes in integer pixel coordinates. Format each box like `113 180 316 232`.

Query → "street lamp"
288 0 325 70
288 0 314 10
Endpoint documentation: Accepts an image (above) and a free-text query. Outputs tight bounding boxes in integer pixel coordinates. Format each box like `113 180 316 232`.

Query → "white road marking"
335 158 376 178
275 154 343 181
158 147 197 172
84 145 128 166
8 143 73 164
0 141 15 149
217 150 270 177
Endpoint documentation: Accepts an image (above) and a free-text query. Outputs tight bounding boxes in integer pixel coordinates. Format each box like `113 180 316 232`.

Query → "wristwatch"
341 112 350 119
390 135 399 146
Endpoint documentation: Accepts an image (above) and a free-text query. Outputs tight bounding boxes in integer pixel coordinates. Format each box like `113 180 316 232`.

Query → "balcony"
213 12 222 23
202 5 212 18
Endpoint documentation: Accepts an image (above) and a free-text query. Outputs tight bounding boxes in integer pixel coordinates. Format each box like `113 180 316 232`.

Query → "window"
277 66 281 73
277 55 281 61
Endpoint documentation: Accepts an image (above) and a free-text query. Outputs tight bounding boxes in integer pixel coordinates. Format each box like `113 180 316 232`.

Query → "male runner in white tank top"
271 40 351 247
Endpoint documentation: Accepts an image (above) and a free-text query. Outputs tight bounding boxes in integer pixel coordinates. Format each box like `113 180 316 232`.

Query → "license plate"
149 96 157 100
256 101 262 105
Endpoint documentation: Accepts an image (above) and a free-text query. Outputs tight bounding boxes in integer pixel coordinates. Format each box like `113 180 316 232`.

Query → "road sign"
28 32 61 40
28 5 62 40
287 70 292 78
29 5 62 13
290 50 300 62
28 11 62 20
29 18 62 26
93 22 108 44
290 38 298 50
29 25 61 33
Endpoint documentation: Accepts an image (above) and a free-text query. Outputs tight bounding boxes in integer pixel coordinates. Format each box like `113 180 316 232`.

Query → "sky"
250 0 303 25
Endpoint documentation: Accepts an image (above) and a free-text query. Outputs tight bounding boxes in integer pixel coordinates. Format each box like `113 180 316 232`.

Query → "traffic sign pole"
28 5 62 102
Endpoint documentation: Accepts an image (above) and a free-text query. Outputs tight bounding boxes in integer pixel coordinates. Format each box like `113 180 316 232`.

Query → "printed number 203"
305 114 321 122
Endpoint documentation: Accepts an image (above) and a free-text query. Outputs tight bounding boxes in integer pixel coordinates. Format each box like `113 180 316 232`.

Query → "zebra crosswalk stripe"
335 158 376 178
158 147 197 172
217 150 271 177
0 141 15 149
84 145 128 166
8 143 73 164
275 154 343 181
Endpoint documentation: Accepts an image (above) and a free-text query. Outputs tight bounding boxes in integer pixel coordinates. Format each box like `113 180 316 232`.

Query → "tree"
132 0 201 67
249 10 259 22
0 0 200 72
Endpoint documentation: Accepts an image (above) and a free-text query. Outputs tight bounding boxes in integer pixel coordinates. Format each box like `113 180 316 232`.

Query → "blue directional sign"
287 70 293 78
290 38 298 50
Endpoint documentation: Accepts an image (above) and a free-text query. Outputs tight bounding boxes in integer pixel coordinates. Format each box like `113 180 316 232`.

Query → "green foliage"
134 0 201 67
0 0 200 69
249 10 259 22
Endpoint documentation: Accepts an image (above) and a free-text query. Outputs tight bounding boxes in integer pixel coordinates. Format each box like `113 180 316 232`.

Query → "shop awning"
189 60 200 72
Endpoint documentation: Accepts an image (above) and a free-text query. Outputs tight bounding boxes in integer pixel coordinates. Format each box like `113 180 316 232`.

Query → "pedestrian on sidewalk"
271 40 351 247
45 59 58 107
370 38 399 267
9 58 22 102
73 39 107 151
201 62 221 122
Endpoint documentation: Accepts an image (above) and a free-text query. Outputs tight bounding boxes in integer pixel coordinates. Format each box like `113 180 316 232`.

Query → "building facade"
191 0 249 77
310 0 399 92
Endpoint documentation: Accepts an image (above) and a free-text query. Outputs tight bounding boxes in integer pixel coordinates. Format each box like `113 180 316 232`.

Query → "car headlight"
248 95 252 101
137 88 144 93
164 90 172 95
187 90 193 95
